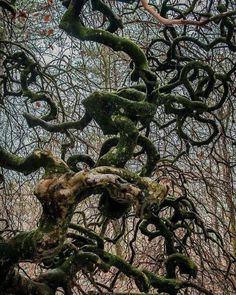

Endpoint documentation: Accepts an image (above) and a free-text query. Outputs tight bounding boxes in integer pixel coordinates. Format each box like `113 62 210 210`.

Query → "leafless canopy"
0 1 236 294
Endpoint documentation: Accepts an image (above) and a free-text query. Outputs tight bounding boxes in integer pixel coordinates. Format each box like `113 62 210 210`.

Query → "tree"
0 0 236 294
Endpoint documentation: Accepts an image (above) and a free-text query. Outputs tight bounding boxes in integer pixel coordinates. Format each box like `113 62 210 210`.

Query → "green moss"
92 249 150 292
139 219 160 240
67 154 95 172
144 270 184 293
117 88 146 101
60 6 147 69
83 91 156 135
217 4 227 13
69 223 104 249
0 147 69 175
97 115 138 167
59 0 156 89
91 0 123 33
165 253 198 278
138 136 160 177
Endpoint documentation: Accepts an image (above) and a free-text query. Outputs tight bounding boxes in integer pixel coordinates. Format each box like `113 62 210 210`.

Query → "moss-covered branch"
97 115 138 167
91 0 123 32
67 154 95 171
24 111 91 132
83 91 156 134
59 0 157 90
0 148 69 175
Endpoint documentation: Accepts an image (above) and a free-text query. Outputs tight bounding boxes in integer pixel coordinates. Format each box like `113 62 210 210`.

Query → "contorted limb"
0 152 167 292
0 148 69 175
67 154 95 172
96 115 139 167
140 0 206 26
83 91 156 134
2 49 92 134
144 270 213 295
97 134 159 176
24 111 92 132
2 240 211 295
91 0 123 32
140 0 236 27
59 0 157 92
3 51 58 122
